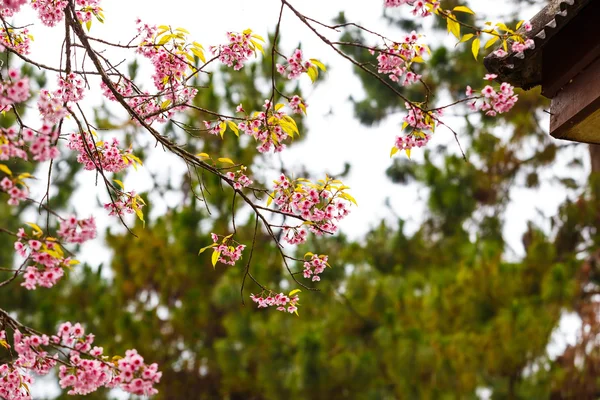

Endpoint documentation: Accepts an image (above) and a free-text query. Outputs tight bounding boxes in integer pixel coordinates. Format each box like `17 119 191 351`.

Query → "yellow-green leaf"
306 66 318 83
390 146 399 158
289 289 302 296
26 222 43 235
484 36 499 49
453 5 475 14
191 47 206 63
472 37 480 60
217 157 234 165
310 59 326 71
405 148 411 159
211 250 221 267
447 17 460 39
113 179 124 189
516 20 524 30
196 152 210 159
266 191 275 207
198 243 217 255
227 120 239 136
17 173 33 180
0 164 12 176
459 33 474 43
219 121 227 138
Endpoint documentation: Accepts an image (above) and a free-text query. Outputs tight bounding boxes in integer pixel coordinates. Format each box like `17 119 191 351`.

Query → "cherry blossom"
250 291 301 314
210 29 264 71
302 254 329 282
269 174 354 244
376 31 426 86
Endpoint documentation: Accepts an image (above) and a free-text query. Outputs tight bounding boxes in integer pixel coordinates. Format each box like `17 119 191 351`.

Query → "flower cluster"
0 68 30 112
288 95 307 114
12 330 56 375
0 361 34 400
276 49 314 80
403 102 440 133
0 26 31 54
237 99 300 153
376 31 426 86
26 125 61 162
104 190 145 218
0 324 160 399
57 72 86 103
0 173 29 206
37 88 67 125
270 174 354 245
132 21 198 123
57 215 97 244
0 127 28 161
67 133 139 173
225 166 253 190
38 74 87 125
384 0 440 16
202 233 246 267
113 349 161 396
210 29 264 71
73 0 102 23
1 0 27 13
100 79 133 101
394 132 431 153
31 0 69 27
250 290 300 314
15 221 93 290
511 38 534 55
465 75 518 117
302 253 329 282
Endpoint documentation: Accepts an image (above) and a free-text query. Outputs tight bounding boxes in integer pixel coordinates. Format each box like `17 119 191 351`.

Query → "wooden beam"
542 0 600 98
550 56 600 144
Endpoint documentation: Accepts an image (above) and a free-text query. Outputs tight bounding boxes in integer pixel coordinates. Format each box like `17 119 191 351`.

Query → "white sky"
7 0 588 397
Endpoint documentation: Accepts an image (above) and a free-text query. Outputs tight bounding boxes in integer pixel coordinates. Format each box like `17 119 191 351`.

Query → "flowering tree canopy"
0 0 542 398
